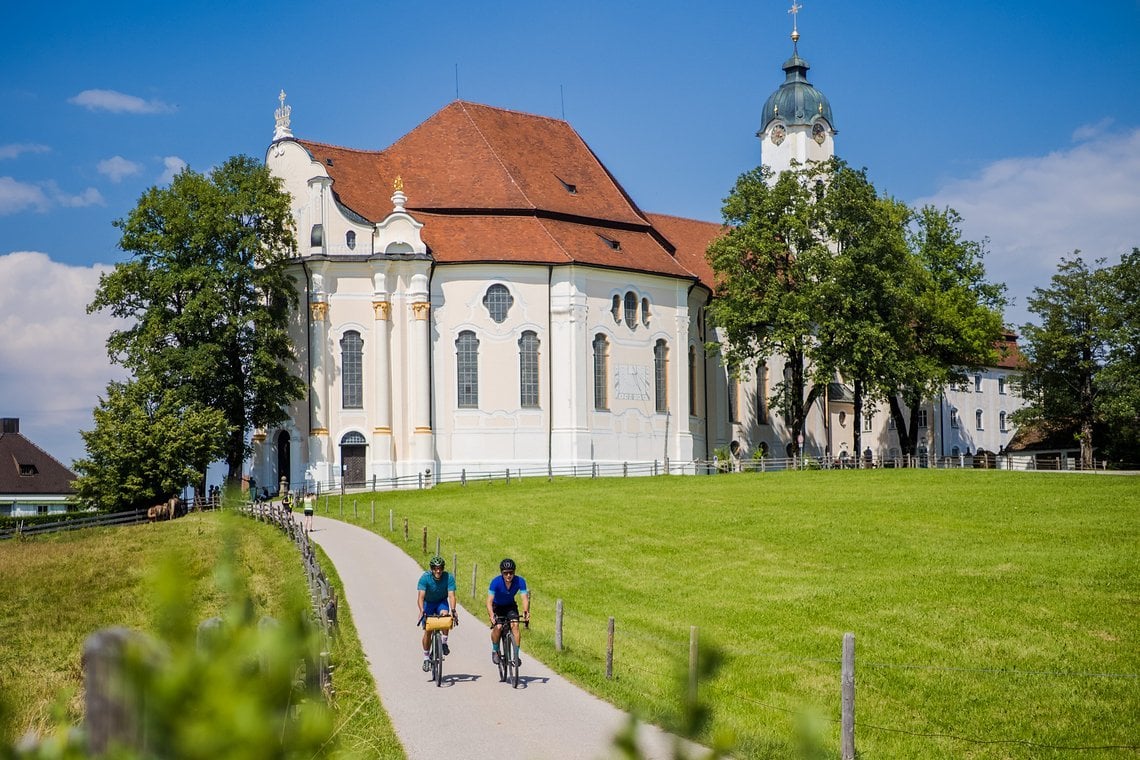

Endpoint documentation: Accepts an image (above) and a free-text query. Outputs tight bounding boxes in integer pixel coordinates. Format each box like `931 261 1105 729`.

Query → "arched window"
518 331 540 408
310 224 323 247
728 375 739 423
624 291 637 329
340 330 363 408
456 331 479 408
688 345 697 416
593 334 609 410
654 339 668 413
641 297 651 327
611 295 621 324
345 230 356 250
976 409 984 430
757 363 769 424
999 411 1008 432
483 284 513 324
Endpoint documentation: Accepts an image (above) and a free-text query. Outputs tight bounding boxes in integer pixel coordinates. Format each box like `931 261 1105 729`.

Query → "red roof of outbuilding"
0 428 77 496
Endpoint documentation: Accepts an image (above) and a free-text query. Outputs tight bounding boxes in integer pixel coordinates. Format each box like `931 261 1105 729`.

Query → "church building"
250 19 1021 490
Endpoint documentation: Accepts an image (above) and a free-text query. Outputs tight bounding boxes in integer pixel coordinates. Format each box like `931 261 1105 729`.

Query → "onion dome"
761 51 835 133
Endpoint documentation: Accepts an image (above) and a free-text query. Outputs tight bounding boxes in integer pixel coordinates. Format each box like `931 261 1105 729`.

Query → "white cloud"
68 89 175 114
0 143 50 160
159 156 187 184
97 155 143 183
45 182 105 208
0 251 128 467
0 176 50 214
915 125 1140 329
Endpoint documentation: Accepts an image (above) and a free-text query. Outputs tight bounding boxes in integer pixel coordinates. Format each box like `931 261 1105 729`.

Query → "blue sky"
2 0 1138 468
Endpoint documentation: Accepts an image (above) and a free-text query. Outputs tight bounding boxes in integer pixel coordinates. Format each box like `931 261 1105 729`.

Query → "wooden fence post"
689 625 699 706
422 526 427 554
555 599 564 652
436 536 441 556
83 627 148 755
389 509 393 531
841 632 856 760
371 499 375 524
403 518 408 542
606 617 615 679
471 563 478 599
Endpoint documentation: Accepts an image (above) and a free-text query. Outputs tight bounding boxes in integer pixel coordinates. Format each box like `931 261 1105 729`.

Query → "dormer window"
326 158 334 166
19 463 37 476
556 176 577 195
598 234 620 251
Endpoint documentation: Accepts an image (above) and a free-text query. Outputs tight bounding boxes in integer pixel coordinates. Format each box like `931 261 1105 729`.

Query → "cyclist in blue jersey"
417 555 457 671
486 557 529 665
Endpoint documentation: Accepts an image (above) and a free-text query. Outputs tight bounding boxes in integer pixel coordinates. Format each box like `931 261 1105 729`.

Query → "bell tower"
758 3 837 179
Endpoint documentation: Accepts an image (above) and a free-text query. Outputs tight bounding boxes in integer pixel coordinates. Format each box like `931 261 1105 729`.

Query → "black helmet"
429 555 445 568
499 558 516 572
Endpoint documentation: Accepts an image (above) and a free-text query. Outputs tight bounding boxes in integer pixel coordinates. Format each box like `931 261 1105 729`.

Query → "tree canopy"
1013 250 1140 467
707 158 1005 458
85 155 304 496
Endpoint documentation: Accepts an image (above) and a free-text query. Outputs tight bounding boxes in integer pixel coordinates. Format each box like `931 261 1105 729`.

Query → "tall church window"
519 331 540 408
456 331 479 408
340 330 363 409
688 345 697 416
654 340 668 413
593 334 609 410
641 298 651 326
624 291 637 329
483 284 514 324
756 363 769 424
611 296 621 324
728 375 739 424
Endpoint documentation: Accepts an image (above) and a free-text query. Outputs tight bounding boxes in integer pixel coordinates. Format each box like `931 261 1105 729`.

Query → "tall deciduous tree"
88 155 304 488
1013 252 1139 467
73 379 230 511
883 206 1006 457
706 162 834 455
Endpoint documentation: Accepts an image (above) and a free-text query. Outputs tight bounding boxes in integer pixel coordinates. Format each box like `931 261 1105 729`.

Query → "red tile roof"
995 332 1025 369
293 101 723 286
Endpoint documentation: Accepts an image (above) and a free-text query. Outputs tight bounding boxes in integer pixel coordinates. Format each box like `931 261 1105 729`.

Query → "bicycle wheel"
498 632 511 683
432 631 443 687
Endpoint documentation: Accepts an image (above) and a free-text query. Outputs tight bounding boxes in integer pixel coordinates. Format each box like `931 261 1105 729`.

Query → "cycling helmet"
429 555 446 569
499 558 516 572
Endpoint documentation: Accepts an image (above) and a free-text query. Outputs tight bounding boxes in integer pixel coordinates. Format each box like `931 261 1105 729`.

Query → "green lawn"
324 469 1140 759
0 511 402 759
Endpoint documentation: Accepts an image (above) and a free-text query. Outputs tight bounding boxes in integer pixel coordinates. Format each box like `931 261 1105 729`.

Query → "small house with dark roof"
0 418 78 517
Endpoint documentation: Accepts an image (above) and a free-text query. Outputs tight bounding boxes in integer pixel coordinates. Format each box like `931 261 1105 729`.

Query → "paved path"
308 515 698 760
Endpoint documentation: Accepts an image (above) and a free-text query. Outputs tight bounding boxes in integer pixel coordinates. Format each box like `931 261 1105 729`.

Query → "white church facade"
250 25 1023 491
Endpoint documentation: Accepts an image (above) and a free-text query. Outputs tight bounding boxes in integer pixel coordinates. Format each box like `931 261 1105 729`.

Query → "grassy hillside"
323 469 1139 759
0 511 403 758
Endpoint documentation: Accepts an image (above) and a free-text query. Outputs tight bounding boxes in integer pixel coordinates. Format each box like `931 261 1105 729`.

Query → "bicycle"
493 614 529 688
419 613 456 687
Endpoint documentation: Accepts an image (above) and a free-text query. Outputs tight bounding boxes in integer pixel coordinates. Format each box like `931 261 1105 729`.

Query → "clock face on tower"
812 123 827 145
770 124 786 145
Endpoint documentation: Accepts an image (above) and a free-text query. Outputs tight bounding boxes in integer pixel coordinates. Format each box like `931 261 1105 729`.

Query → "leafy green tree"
1100 248 1140 462
88 155 304 488
707 162 835 455
883 206 1006 456
73 379 230 511
1013 252 1139 467
811 162 916 457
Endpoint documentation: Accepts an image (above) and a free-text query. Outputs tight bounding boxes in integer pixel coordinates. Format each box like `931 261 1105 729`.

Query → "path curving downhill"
307 515 701 760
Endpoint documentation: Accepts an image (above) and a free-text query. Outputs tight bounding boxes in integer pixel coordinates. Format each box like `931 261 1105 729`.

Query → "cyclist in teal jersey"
417 555 457 670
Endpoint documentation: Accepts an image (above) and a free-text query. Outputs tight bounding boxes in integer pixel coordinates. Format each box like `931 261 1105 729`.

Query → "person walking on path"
417 555 457 670
487 557 529 665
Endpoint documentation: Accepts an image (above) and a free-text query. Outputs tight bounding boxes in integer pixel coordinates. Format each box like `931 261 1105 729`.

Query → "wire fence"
294 453 1131 498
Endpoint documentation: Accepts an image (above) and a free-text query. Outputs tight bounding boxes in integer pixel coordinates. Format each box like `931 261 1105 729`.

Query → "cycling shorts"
422 599 451 620
492 603 519 623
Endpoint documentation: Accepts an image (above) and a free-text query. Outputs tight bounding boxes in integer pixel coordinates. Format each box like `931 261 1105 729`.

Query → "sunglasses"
501 570 514 576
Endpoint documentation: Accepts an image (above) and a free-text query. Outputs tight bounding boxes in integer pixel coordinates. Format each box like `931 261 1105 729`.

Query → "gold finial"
393 175 404 192
788 1 802 47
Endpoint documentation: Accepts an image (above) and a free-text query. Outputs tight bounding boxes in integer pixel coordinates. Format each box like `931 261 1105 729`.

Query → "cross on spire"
788 1 802 48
